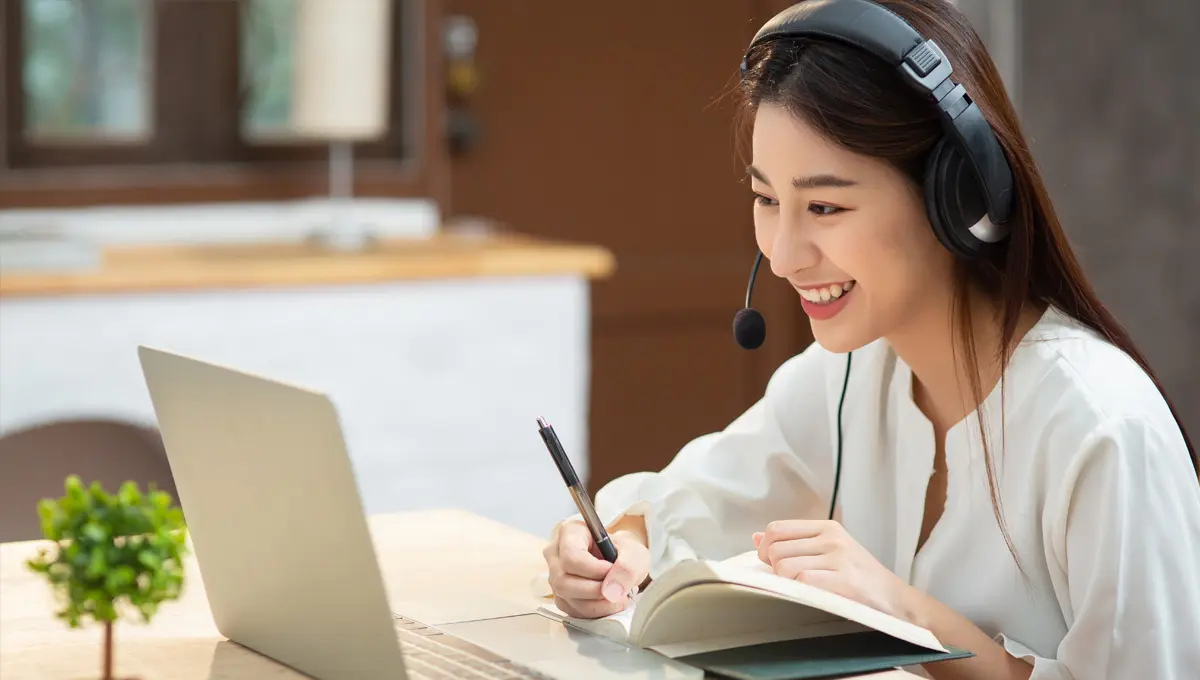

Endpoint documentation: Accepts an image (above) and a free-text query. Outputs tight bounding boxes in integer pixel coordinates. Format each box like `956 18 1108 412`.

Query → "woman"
542 1 1200 678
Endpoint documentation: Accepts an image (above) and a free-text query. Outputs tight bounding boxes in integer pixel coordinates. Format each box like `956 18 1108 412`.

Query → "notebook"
536 550 972 676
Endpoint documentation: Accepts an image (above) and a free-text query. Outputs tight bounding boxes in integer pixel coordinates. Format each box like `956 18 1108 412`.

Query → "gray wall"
953 0 1022 110
1017 0 1199 438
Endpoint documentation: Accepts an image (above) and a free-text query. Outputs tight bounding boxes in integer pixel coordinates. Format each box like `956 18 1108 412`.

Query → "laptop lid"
137 345 408 680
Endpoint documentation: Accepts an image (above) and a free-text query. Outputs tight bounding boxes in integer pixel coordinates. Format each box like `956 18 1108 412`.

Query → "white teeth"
799 281 855 305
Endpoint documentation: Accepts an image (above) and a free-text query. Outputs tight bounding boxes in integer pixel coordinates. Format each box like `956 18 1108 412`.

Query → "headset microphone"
733 251 767 350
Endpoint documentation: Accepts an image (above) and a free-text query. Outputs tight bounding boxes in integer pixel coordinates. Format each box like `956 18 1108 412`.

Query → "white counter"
0 275 592 539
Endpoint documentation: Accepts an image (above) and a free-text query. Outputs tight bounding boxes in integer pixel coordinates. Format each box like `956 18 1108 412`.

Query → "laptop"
137 346 698 680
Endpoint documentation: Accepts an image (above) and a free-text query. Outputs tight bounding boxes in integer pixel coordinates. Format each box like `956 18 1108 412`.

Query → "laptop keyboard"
394 615 554 679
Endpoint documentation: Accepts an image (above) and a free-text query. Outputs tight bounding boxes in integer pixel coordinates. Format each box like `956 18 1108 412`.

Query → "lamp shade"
291 0 393 141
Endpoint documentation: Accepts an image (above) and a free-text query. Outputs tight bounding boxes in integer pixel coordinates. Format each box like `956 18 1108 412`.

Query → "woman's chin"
809 319 876 355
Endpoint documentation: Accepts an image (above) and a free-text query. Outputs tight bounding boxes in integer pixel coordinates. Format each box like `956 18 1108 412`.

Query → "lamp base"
305 224 379 252
304 140 379 251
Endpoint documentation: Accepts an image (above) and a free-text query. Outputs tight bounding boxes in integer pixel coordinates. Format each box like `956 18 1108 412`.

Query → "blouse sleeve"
999 416 1200 679
589 342 838 580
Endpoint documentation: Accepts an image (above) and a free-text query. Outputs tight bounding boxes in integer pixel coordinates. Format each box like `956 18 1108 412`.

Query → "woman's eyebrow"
746 165 857 189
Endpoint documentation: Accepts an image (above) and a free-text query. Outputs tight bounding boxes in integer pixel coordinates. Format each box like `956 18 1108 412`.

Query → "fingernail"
602 582 625 602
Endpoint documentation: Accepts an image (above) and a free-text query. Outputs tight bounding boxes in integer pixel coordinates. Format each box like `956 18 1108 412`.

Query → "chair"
0 419 178 543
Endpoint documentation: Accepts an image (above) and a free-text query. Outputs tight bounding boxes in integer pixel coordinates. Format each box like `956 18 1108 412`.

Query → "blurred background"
1 0 1196 542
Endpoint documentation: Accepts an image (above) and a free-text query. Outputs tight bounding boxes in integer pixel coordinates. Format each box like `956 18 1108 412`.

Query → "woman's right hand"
543 520 651 619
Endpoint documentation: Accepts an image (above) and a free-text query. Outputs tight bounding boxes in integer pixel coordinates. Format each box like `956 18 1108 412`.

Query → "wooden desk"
0 509 920 680
0 509 548 679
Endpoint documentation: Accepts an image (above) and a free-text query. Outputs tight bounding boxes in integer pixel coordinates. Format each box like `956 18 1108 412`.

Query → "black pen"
537 416 619 563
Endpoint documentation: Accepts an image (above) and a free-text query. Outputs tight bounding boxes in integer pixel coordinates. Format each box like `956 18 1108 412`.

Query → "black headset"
731 0 1016 520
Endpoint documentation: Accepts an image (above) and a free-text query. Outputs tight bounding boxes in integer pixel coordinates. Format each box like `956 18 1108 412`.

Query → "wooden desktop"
0 508 921 680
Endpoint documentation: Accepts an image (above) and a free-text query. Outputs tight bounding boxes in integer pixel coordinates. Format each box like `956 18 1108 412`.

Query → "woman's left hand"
754 519 919 623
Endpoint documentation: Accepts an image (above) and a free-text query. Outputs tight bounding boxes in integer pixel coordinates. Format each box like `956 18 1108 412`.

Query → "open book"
536 550 953 661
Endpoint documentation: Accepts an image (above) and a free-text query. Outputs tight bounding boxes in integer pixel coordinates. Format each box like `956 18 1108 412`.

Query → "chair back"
0 419 178 543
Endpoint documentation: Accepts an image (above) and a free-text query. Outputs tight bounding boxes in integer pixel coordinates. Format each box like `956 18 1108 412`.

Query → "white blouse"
590 307 1200 679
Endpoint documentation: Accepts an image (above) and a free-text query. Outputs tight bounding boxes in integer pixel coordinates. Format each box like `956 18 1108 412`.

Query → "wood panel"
589 320 760 489
443 0 813 491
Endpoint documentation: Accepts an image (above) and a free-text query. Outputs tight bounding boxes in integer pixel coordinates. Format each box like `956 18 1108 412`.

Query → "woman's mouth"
796 281 856 321
797 281 855 305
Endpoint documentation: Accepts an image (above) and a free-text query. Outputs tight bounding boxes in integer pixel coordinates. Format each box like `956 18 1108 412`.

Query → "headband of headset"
739 0 1014 227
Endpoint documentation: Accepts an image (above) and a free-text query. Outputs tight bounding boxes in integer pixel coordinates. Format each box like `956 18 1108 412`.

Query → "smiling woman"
744 100 951 352
541 2 1200 679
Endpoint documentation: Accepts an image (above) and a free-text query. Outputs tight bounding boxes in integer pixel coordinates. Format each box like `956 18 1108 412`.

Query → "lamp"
291 0 393 250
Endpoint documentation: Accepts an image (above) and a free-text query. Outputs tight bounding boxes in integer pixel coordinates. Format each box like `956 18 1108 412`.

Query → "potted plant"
26 475 189 680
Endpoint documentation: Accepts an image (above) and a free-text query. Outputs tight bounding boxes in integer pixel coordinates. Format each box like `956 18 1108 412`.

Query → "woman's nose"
767 218 819 279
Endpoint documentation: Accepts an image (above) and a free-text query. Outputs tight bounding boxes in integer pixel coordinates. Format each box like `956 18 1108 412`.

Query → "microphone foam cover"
733 308 766 350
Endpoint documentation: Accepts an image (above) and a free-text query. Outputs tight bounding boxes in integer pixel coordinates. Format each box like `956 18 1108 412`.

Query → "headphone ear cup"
924 137 989 259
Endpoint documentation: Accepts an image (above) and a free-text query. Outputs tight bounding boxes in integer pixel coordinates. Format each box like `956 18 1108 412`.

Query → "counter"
0 233 614 538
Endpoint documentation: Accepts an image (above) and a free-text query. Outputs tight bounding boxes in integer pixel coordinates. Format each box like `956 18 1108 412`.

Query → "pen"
537 416 619 563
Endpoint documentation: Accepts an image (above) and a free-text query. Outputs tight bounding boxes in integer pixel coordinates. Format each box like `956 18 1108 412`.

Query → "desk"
1 508 922 680
0 234 613 538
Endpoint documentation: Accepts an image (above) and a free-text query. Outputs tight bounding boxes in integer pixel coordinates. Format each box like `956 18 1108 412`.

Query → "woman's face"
750 102 955 353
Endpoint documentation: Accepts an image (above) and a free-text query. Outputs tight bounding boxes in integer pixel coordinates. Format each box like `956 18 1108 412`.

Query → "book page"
625 554 944 653
718 549 773 574
632 581 846 649
535 599 637 643
535 549 945 654
702 560 946 652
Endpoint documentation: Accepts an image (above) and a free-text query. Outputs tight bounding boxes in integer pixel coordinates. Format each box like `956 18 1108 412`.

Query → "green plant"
26 475 189 680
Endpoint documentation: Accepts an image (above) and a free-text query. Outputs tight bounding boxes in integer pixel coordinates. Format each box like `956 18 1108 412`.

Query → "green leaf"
105 565 136 591
86 549 107 579
137 600 159 622
92 597 117 622
64 475 84 495
36 499 63 539
81 521 107 543
36 498 55 523
137 549 162 570
118 481 136 502
27 476 190 631
88 481 109 504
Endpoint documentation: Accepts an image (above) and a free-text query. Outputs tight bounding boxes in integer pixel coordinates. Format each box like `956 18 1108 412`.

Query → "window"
1 0 447 208
21 0 151 142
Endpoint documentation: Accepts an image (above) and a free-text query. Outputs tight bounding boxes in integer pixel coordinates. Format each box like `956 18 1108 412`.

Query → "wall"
443 0 814 494
1019 0 1199 436
952 0 1021 110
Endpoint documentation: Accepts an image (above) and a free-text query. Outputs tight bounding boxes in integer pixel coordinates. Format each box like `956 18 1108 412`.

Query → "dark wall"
1020 0 1200 437
443 1 813 492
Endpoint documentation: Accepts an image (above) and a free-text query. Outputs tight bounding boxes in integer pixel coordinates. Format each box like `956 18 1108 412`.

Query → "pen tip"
536 416 549 428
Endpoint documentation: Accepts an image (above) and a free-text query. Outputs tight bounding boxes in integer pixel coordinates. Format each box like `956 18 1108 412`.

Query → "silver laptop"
137 346 698 680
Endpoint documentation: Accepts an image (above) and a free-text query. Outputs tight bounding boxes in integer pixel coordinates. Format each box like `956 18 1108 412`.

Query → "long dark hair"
736 0 1198 560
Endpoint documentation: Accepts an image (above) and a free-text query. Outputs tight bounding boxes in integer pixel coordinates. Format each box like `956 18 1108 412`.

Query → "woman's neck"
887 289 1042 434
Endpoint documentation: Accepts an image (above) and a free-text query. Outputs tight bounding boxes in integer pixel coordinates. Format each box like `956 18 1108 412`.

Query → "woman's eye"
753 193 778 207
809 203 843 216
